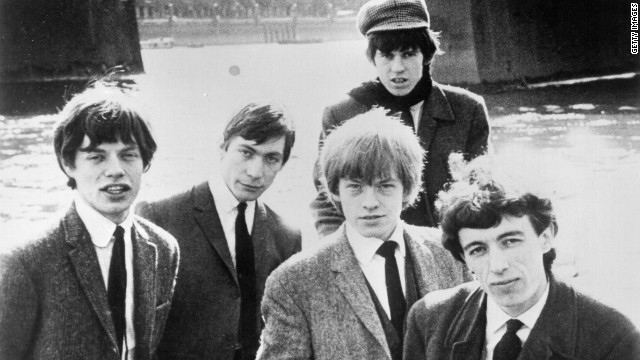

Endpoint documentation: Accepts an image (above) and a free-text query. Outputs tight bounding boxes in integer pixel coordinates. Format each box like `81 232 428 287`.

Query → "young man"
136 102 301 360
404 157 640 360
257 109 469 360
0 84 180 360
311 0 490 236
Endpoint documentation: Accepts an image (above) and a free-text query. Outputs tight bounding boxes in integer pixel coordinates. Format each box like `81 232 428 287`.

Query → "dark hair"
366 28 441 68
437 158 558 274
53 83 157 189
221 102 295 165
320 108 424 209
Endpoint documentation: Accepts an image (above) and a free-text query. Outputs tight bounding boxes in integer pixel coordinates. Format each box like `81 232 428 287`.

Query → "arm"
464 96 491 160
403 304 426 360
0 253 37 360
257 273 313 360
310 106 345 237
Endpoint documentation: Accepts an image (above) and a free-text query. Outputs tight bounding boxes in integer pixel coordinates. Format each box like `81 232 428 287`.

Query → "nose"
361 186 380 210
390 55 405 73
104 157 125 179
245 157 264 179
488 248 510 274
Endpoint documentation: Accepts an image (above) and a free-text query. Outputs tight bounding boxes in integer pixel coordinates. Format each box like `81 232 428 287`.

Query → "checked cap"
357 0 430 36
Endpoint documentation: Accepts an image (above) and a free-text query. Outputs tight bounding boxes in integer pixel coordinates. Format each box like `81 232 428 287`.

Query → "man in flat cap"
311 0 491 236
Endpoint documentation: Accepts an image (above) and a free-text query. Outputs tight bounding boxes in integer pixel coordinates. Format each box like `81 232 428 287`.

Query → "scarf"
348 67 432 131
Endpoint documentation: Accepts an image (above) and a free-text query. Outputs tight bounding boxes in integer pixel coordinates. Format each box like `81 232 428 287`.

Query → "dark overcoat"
136 181 301 360
311 82 491 236
0 204 180 360
404 278 640 360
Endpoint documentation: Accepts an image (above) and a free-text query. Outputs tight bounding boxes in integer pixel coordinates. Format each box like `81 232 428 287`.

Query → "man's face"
63 136 144 224
220 135 285 202
373 48 425 97
333 175 406 240
459 216 553 317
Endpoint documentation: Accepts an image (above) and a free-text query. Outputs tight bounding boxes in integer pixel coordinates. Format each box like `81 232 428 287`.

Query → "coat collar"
64 204 159 356
443 277 578 360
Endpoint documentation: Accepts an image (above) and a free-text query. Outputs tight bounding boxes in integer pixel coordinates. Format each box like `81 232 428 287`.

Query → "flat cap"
357 0 430 36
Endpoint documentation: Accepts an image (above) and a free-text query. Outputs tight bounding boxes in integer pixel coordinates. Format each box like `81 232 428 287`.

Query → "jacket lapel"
444 285 486 360
404 228 442 297
192 182 239 286
415 82 455 152
330 228 391 359
519 278 576 360
64 204 120 351
132 219 158 359
252 202 280 285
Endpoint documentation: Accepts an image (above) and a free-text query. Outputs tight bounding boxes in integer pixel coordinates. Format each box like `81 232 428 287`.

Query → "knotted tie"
493 319 524 360
108 225 126 353
235 202 258 358
376 241 406 336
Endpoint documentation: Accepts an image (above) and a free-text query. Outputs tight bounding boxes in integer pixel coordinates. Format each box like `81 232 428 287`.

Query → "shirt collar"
486 280 550 334
208 174 256 215
346 221 405 265
74 193 134 248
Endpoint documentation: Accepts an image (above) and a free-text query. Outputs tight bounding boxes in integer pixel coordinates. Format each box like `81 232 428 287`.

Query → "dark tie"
108 225 127 353
376 241 406 336
235 202 258 359
493 319 524 360
398 109 415 132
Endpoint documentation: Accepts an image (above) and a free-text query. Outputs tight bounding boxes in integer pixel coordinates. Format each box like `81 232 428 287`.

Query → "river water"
1 40 639 325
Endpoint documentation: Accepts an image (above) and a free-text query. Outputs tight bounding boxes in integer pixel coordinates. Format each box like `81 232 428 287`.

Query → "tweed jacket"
404 278 640 360
311 82 490 236
0 204 180 360
136 181 302 360
257 224 470 360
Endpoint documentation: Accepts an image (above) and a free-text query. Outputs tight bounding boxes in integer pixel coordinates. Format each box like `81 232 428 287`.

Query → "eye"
402 50 417 58
123 151 140 160
503 238 522 247
265 155 282 164
466 246 486 257
239 149 252 158
87 154 105 162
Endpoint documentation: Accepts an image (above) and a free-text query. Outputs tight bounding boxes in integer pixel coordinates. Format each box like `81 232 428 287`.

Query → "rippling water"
1 41 639 325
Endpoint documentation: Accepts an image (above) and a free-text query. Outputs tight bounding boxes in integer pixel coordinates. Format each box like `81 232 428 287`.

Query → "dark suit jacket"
404 278 640 360
136 181 302 360
311 82 490 235
257 224 470 360
0 204 180 360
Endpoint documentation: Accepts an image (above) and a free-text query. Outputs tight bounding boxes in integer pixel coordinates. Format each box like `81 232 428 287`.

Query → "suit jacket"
136 181 302 360
311 82 490 236
404 278 640 360
257 224 470 360
0 204 180 360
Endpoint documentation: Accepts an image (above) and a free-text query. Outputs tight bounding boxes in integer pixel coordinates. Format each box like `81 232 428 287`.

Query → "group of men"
1 0 639 359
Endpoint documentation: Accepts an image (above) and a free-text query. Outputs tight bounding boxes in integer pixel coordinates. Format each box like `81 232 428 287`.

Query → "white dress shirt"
209 175 256 268
346 222 406 320
484 281 550 360
410 101 424 130
75 194 136 360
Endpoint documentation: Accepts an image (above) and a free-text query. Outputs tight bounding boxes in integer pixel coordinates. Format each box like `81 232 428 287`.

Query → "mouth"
390 78 408 85
491 278 518 287
240 182 263 191
360 215 384 220
100 184 131 195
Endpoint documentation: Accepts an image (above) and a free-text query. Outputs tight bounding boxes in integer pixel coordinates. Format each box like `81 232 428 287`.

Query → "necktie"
376 241 406 336
398 109 415 132
108 225 126 353
235 202 257 358
493 319 524 360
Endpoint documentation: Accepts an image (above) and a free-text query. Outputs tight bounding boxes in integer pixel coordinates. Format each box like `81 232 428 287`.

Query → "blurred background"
1 0 639 327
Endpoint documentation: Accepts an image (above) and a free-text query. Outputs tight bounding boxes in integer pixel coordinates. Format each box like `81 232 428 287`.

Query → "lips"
491 278 518 287
391 78 408 84
101 184 131 195
360 215 384 220
239 182 263 191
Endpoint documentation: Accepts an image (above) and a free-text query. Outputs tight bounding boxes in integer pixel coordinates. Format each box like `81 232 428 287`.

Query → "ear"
330 192 341 203
539 225 555 253
61 161 74 177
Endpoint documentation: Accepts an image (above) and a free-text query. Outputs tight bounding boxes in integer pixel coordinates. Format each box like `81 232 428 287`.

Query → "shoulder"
260 202 301 240
133 215 179 254
412 282 481 318
137 185 195 215
266 237 337 288
434 82 486 106
323 96 369 127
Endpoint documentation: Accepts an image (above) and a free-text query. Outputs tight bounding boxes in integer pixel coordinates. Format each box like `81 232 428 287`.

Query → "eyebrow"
461 230 525 252
79 144 139 153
